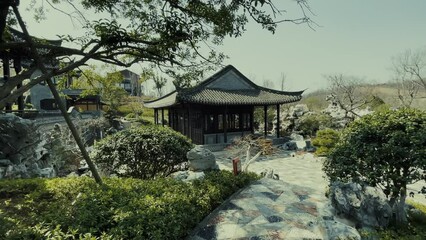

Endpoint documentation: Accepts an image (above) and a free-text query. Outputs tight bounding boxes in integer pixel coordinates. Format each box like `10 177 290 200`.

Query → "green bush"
368 95 387 111
311 128 340 156
295 113 335 137
323 108 426 226
135 116 153 125
125 112 137 119
142 107 155 118
0 171 259 239
92 125 193 179
116 104 135 116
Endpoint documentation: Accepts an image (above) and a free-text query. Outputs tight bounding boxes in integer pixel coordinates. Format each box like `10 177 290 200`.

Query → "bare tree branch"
327 74 374 120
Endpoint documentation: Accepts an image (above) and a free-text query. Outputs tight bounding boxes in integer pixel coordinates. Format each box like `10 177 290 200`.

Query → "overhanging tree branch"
10 4 103 184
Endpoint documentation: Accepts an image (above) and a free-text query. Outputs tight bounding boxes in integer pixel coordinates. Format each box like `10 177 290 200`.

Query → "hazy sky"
219 0 426 92
18 1 426 93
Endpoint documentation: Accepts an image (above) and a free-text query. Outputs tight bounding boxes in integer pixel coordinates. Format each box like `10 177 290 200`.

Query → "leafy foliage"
1 0 314 109
311 128 340 156
0 171 259 239
253 106 276 131
323 108 426 224
71 66 128 114
92 125 193 179
295 113 336 137
367 95 387 110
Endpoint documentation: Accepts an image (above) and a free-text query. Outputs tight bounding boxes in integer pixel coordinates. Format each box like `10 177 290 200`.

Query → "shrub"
125 112 137 119
295 113 335 137
323 108 426 226
0 171 259 239
311 128 340 156
141 107 155 118
116 104 135 116
135 116 154 125
368 95 387 110
92 125 193 179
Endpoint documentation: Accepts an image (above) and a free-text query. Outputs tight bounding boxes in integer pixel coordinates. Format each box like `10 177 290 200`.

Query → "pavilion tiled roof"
144 65 304 108
1 28 62 69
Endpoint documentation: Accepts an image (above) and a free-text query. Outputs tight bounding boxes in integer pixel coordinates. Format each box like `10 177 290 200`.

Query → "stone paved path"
188 150 426 240
187 151 360 240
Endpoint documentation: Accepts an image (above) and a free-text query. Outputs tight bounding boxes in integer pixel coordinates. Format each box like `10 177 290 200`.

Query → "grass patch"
0 171 259 239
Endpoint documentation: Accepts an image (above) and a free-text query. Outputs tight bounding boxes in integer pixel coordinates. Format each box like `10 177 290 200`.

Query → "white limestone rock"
323 220 361 240
0 159 12 167
290 133 304 141
171 170 205 182
187 146 218 171
38 167 56 178
329 182 392 228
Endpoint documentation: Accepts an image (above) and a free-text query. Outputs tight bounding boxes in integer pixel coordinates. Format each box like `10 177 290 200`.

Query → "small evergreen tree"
323 108 426 226
92 126 193 179
312 128 339 156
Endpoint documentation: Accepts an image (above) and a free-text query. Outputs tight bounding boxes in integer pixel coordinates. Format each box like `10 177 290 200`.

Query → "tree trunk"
393 186 408 227
11 5 103 184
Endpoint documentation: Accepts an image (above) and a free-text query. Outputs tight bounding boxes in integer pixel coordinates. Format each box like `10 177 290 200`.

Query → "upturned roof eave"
143 65 305 109
143 91 179 108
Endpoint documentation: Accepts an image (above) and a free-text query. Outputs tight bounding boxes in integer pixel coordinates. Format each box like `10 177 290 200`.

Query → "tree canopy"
323 108 426 225
0 0 314 109
70 65 128 113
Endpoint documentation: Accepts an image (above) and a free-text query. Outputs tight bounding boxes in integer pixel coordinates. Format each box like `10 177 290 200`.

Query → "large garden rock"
171 170 205 182
290 104 309 117
323 220 361 240
0 159 13 167
0 113 43 164
282 141 298 150
290 133 304 141
0 113 60 179
329 182 392 228
187 146 217 171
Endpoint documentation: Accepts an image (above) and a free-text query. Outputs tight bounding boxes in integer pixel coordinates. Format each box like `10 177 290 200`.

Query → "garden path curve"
187 151 426 239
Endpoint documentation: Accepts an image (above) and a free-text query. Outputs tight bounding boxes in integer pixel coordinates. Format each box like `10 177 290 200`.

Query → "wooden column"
14 57 24 111
202 111 206 144
224 106 228 143
263 105 268 137
187 105 191 139
2 54 12 112
161 108 165 126
168 108 171 127
276 104 280 138
154 108 158 125
250 107 254 134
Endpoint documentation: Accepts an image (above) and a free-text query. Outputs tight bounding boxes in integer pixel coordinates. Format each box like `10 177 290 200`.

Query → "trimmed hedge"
295 113 335 137
311 128 340 156
92 125 193 179
0 171 260 239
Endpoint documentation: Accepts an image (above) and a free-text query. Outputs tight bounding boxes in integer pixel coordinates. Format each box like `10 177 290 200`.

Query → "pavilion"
144 65 304 145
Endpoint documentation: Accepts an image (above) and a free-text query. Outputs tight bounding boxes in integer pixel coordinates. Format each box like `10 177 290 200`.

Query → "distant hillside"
299 83 426 112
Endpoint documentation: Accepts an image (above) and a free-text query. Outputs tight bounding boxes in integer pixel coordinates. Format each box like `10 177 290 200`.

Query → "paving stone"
187 151 364 239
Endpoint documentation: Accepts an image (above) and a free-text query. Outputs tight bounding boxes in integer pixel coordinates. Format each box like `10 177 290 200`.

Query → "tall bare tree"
326 74 374 121
280 72 286 91
262 78 275 89
392 48 426 107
